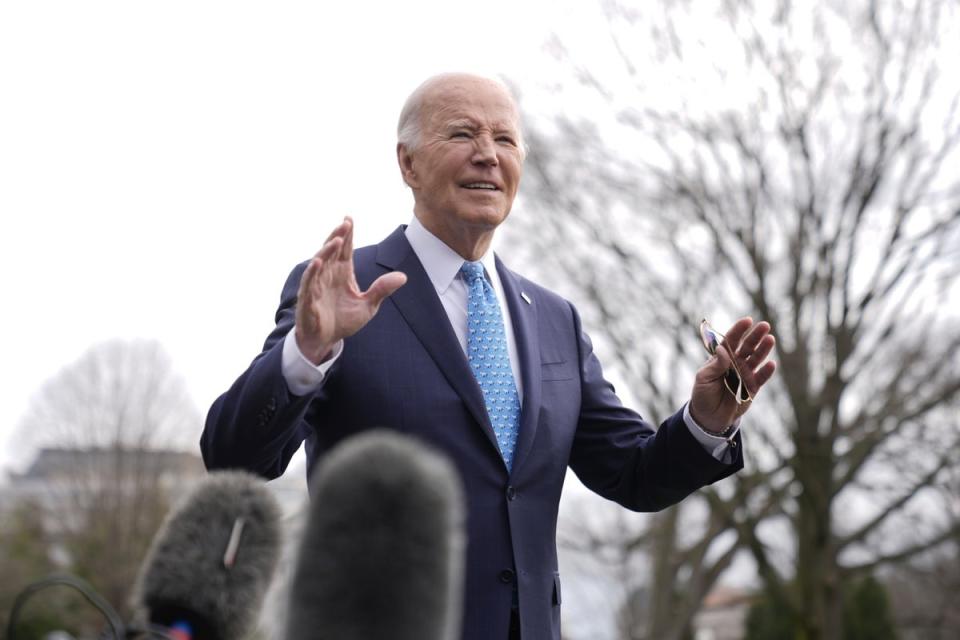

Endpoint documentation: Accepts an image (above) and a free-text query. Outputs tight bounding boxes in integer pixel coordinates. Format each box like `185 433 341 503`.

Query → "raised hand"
294 217 407 364
689 317 777 433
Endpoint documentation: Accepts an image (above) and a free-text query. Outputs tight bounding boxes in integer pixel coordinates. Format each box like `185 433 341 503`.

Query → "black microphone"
285 430 466 640
131 470 282 640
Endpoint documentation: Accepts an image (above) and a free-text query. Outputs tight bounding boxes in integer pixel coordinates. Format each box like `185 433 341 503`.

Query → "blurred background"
2 1 958 638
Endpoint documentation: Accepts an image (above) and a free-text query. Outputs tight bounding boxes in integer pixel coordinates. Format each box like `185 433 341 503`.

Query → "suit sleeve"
566 301 743 512
200 262 321 479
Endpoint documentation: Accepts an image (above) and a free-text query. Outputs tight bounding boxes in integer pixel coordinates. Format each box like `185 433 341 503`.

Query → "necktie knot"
460 261 486 285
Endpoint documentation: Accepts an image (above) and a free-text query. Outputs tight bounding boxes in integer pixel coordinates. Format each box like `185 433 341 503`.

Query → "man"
201 73 776 640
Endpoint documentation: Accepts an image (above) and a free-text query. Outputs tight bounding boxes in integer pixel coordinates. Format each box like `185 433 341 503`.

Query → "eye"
451 131 472 139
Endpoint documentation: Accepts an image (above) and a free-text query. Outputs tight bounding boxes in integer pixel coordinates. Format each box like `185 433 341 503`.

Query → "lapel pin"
521 292 532 305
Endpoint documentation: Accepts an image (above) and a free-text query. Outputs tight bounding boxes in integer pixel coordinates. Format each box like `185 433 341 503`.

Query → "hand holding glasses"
689 317 776 435
699 319 753 405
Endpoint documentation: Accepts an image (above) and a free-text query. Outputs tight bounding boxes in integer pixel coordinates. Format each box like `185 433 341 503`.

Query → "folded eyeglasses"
699 319 753 405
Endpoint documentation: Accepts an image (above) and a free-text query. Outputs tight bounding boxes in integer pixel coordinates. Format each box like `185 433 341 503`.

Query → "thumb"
700 344 734 382
364 271 408 308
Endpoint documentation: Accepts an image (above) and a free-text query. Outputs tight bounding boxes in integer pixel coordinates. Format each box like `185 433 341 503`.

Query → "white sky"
0 0 571 474
0 7 638 634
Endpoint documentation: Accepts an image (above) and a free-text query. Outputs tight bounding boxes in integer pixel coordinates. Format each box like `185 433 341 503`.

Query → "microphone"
131 470 282 640
285 430 466 640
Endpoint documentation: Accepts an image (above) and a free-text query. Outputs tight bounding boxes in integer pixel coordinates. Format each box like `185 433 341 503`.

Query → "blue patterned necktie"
460 261 521 471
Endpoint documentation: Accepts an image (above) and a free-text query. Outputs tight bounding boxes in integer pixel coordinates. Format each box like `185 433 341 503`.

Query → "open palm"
295 217 407 364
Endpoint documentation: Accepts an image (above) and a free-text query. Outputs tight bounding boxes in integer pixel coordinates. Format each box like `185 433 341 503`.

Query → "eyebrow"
445 119 479 131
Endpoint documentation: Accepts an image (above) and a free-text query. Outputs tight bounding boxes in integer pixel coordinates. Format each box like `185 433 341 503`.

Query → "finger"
722 317 754 352
742 358 777 396
363 271 408 307
321 217 351 249
736 321 771 357
744 334 776 369
752 360 777 390
298 258 321 298
700 344 733 382
301 239 343 296
312 238 342 279
312 224 347 262
296 259 327 329
339 216 354 261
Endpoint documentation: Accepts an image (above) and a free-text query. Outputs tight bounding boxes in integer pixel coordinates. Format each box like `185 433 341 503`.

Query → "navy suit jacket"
201 226 742 640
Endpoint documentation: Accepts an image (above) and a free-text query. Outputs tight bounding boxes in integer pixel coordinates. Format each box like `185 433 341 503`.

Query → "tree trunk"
646 508 681 640
795 403 838 640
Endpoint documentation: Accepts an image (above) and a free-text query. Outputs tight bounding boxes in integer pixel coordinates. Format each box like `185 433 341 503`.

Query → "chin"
458 204 511 228
465 214 508 232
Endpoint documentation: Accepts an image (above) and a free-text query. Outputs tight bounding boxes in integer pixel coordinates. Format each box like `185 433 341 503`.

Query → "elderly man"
201 73 776 640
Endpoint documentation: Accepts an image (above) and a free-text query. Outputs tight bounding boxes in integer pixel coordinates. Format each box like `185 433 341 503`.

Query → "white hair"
396 73 526 158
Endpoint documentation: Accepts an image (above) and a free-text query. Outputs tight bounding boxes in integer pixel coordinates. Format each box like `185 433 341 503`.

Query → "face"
398 76 523 254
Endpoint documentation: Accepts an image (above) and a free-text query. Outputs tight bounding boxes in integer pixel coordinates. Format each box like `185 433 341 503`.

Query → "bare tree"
506 1 960 639
10 339 204 616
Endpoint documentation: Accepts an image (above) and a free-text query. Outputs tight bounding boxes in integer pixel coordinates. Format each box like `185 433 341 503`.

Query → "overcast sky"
0 0 592 474
0 6 629 633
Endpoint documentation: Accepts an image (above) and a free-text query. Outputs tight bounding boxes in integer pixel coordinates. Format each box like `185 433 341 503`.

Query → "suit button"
506 486 517 501
499 569 515 584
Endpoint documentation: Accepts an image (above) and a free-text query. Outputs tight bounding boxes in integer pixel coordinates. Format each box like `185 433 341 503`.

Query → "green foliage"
0 498 155 638
744 595 798 640
0 501 78 636
745 576 898 640
842 576 897 640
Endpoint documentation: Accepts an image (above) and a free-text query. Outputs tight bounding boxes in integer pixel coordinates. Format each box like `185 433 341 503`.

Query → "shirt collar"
405 216 498 294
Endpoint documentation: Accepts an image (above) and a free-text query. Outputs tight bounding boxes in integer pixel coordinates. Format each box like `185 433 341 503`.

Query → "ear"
397 143 419 189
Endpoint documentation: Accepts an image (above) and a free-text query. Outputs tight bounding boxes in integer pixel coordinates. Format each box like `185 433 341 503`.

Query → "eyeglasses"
699 319 753 405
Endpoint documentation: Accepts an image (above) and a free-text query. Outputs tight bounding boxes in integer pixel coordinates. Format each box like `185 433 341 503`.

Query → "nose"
471 134 499 166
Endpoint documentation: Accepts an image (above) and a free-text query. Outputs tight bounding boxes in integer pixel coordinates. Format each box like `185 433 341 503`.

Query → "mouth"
460 182 501 191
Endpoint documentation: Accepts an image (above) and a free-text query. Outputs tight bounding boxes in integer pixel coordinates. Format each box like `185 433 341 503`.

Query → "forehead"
421 79 519 131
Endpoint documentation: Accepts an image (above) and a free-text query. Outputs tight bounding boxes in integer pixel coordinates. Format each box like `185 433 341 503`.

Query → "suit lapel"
496 258 542 477
375 228 500 454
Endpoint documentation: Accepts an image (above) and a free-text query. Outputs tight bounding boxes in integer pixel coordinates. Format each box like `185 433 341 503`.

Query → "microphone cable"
6 574 198 640
6 573 124 640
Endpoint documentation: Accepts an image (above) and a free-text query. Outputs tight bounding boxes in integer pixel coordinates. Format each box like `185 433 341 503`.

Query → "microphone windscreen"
286 430 466 640
132 470 282 640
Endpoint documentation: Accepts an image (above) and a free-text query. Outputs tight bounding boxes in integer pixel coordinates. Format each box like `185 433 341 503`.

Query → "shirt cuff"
281 329 343 396
682 403 740 464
